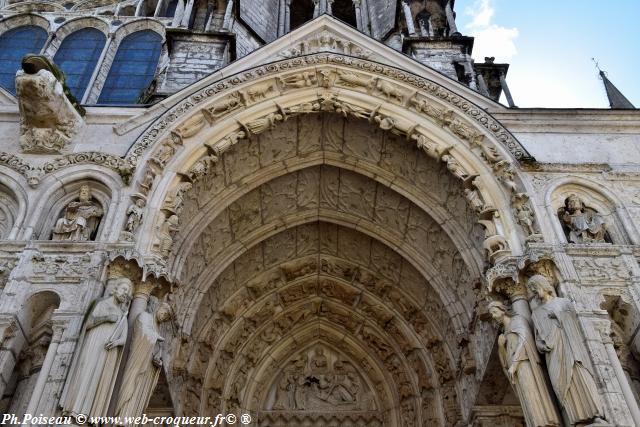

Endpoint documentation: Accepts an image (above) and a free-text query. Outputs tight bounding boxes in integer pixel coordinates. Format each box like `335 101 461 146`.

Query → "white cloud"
463 0 519 61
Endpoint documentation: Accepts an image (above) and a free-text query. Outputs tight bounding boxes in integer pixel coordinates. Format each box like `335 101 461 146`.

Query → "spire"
598 69 635 109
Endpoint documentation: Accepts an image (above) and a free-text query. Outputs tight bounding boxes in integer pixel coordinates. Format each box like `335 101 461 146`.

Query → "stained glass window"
97 30 162 104
0 26 48 94
53 28 106 101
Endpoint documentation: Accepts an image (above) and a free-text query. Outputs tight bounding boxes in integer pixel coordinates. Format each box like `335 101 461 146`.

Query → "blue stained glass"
0 26 48 94
53 28 106 100
165 0 178 17
98 30 162 105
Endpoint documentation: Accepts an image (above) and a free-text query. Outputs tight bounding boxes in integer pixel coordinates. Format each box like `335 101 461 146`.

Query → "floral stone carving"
15 55 85 154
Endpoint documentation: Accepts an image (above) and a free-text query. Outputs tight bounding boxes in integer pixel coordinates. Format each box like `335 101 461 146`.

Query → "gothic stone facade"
0 1 639 427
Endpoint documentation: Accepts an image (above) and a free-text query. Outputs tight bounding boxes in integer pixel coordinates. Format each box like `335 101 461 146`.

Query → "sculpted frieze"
30 251 102 282
573 257 631 282
128 54 530 167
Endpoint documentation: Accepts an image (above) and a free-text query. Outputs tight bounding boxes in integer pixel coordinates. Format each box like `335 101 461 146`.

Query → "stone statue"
559 194 608 244
52 184 104 241
115 302 173 420
60 278 132 418
488 301 561 427
15 54 84 154
527 275 607 425
153 214 179 257
125 196 146 234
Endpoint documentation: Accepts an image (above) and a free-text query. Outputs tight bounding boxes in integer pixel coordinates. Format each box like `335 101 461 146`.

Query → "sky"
455 0 640 108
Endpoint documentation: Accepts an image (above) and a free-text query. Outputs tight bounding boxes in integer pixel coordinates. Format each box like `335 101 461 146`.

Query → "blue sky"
455 0 639 108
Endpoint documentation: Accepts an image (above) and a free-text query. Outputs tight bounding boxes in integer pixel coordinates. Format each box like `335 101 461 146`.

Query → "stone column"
153 0 165 16
135 0 147 16
326 0 333 15
499 72 516 108
312 0 320 18
353 0 362 30
444 0 459 36
221 0 234 30
278 0 286 35
23 322 65 419
476 73 490 97
172 0 186 27
285 0 292 32
360 0 370 34
180 0 196 28
401 0 416 36
602 326 640 426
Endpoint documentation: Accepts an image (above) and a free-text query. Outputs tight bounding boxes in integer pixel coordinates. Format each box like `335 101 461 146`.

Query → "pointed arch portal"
125 53 537 425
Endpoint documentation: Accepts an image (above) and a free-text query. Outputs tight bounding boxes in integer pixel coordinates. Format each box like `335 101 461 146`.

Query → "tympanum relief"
264 346 377 414
51 184 104 241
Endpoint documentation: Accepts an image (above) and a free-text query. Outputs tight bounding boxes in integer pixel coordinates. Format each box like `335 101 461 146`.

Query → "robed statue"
527 275 607 425
488 301 561 427
52 184 103 241
559 194 608 244
115 302 173 421
60 277 132 417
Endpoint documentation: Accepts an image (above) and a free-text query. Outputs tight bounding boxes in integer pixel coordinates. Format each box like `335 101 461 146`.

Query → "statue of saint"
125 197 146 234
527 275 607 425
115 302 173 420
488 301 561 427
60 278 132 418
559 194 608 244
52 184 103 241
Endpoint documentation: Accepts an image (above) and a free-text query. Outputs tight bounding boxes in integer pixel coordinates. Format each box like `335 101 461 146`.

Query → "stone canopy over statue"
52 184 103 241
559 194 609 244
527 275 607 426
60 278 132 418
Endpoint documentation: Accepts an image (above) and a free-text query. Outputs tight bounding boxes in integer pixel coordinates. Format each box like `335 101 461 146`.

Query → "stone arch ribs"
130 56 537 277
174 223 462 425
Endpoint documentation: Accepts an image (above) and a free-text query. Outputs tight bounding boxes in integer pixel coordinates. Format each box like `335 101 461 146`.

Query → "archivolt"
133 57 538 271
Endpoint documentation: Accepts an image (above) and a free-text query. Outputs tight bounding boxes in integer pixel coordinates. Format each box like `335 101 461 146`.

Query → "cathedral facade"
0 0 639 426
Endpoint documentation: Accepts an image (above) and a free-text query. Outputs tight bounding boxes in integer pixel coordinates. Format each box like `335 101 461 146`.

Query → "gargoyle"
15 54 85 154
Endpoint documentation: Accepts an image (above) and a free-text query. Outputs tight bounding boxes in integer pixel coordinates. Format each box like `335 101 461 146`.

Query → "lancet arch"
120 53 539 426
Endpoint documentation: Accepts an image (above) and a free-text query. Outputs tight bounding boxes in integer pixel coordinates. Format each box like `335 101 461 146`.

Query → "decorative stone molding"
0 151 134 188
127 53 531 165
573 257 631 283
29 251 103 283
278 30 374 59
15 55 85 154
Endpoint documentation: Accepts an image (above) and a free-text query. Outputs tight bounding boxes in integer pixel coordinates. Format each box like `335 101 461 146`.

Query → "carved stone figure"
153 214 179 257
559 195 609 244
268 346 374 412
16 54 84 154
489 301 561 427
527 275 607 425
512 193 537 236
441 153 468 180
163 181 193 214
115 302 173 421
60 278 132 418
244 113 284 134
125 196 146 234
52 184 104 241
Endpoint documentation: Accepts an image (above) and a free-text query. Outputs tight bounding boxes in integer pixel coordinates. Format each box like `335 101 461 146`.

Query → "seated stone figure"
559 194 610 244
52 184 104 241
